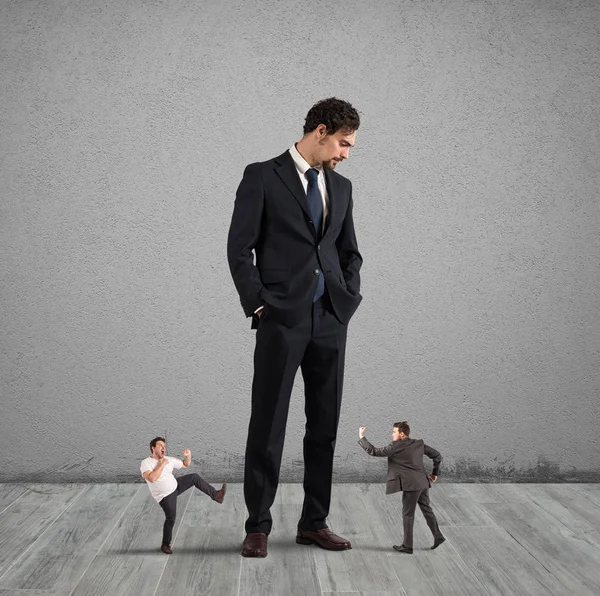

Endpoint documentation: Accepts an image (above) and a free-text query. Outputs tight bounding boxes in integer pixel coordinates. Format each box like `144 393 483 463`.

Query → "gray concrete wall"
1 0 599 483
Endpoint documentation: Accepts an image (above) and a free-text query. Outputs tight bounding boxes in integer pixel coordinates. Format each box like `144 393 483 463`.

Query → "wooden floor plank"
0 485 84 578
0 555 103 594
567 484 600 495
444 482 531 505
155 482 243 596
0 485 30 515
322 592 405 596
524 484 600 549
314 484 407 594
443 525 570 596
70 488 192 596
387 550 491 596
98 484 189 554
431 487 499 527
0 484 137 592
569 485 600 514
0 590 72 595
0 590 71 595
0 483 598 595
482 498 600 596
70 554 168 596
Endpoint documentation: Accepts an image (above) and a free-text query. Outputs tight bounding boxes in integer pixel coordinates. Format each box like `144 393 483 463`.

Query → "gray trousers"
401 488 443 548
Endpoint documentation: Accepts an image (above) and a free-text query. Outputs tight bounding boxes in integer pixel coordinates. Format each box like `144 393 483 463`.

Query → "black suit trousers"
401 488 443 548
244 296 347 534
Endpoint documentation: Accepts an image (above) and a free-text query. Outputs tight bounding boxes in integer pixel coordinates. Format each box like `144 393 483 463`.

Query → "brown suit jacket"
358 436 442 494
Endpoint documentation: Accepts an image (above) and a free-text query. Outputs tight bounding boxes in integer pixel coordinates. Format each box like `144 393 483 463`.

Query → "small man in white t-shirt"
141 436 227 554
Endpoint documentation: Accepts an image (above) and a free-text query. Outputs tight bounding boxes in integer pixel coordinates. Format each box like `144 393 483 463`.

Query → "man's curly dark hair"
303 97 360 135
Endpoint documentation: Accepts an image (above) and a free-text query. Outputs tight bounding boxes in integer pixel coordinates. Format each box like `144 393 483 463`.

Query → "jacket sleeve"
336 182 362 296
424 444 442 476
227 163 265 317
358 437 395 457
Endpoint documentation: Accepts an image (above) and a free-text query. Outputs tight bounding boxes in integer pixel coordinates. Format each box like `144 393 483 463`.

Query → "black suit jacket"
227 150 363 328
358 437 442 494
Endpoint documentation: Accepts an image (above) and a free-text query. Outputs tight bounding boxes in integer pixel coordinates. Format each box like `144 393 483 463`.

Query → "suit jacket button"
317 245 321 251
314 269 320 275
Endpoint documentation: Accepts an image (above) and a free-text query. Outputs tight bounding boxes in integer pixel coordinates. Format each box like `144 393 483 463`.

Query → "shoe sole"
296 536 352 550
241 551 267 558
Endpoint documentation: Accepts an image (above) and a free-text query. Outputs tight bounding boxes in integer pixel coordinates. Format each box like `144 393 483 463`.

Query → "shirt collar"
289 144 322 177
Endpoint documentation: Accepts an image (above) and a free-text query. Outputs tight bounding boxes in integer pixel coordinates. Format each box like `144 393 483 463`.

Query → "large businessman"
227 98 363 557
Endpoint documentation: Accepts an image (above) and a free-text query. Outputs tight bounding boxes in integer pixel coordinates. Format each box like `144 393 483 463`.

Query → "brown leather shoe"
296 528 352 551
215 483 227 504
241 533 268 557
161 544 173 554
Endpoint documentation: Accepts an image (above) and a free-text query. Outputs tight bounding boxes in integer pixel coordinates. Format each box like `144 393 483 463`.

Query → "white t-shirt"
140 456 184 502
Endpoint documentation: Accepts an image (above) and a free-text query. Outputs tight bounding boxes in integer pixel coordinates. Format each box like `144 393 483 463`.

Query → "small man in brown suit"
358 421 446 553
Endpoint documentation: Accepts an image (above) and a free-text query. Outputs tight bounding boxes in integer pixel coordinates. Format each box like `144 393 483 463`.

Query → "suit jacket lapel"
274 151 312 221
323 168 339 238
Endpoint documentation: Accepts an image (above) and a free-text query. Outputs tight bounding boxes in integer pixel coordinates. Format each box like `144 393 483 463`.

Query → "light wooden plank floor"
0 483 599 596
